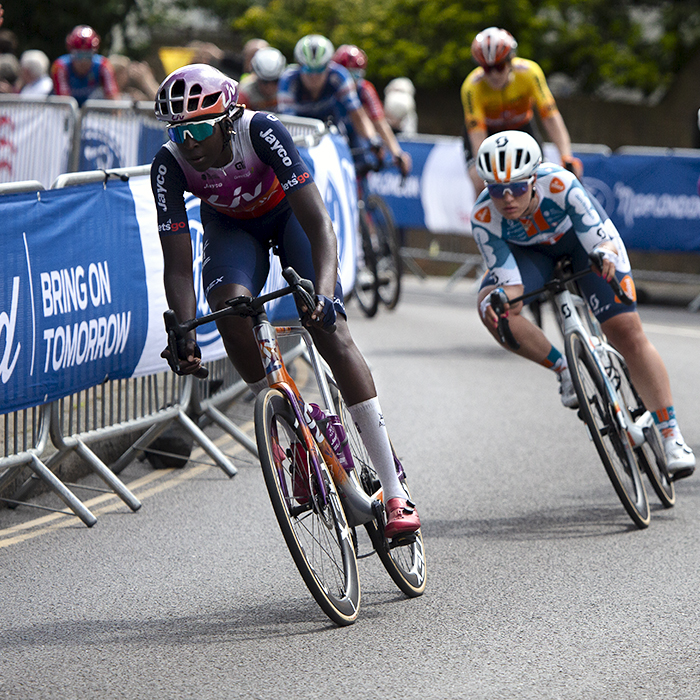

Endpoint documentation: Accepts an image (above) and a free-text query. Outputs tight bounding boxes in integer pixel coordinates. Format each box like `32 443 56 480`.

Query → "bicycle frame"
551 286 651 450
251 309 382 529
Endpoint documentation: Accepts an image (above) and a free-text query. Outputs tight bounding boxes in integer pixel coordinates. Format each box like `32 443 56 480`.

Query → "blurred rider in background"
238 46 287 112
461 26 581 195
332 44 411 177
51 25 118 106
277 34 384 159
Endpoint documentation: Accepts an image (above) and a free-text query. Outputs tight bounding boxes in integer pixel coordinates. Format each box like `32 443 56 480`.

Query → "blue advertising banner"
1 182 149 414
369 136 700 252
579 153 700 252
1 132 358 414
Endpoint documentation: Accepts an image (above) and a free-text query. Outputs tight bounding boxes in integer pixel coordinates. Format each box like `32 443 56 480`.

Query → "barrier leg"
177 410 238 477
29 454 97 527
203 405 258 457
110 421 173 475
75 439 142 511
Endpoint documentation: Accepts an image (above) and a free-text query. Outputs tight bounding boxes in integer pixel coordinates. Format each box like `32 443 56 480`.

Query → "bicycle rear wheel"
366 194 402 310
565 332 651 528
255 389 361 626
604 351 674 507
354 209 380 317
333 388 426 597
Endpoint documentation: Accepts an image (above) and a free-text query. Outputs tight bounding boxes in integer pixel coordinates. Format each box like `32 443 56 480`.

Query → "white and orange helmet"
475 131 541 184
470 27 517 67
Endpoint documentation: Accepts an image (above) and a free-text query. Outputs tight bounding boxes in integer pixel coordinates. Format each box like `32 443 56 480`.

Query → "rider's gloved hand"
394 150 412 178
299 294 336 332
561 155 583 179
369 134 384 157
161 336 204 376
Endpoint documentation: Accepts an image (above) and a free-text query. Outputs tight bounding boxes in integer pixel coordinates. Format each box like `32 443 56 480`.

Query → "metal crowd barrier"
0 162 314 525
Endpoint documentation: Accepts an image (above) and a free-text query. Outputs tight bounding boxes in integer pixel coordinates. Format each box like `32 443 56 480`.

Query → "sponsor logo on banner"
1 185 149 414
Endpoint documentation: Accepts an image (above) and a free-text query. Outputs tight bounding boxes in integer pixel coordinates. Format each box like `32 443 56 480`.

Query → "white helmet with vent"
475 130 542 183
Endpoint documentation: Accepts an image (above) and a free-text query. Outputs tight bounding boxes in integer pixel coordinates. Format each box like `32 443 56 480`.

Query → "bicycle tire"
332 387 426 597
604 351 675 507
354 208 380 317
255 388 361 626
366 194 402 310
565 331 651 528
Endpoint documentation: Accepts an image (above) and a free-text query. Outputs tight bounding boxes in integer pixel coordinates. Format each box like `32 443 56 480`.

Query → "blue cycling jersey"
277 62 361 125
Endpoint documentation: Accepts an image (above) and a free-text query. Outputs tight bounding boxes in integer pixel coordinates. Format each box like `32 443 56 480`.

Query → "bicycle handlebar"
163 267 331 377
490 252 635 351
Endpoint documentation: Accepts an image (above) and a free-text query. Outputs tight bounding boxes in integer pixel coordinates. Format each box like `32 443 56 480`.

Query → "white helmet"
294 34 334 71
251 47 287 81
475 131 541 184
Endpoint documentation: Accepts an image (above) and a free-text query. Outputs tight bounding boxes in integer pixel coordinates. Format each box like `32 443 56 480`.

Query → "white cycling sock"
348 397 405 502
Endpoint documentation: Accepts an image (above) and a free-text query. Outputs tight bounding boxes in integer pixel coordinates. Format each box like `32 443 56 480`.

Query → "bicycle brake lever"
163 309 209 378
588 252 634 306
489 289 520 350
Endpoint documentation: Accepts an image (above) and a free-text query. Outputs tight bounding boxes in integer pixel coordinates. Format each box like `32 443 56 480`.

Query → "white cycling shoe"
557 368 579 409
663 437 696 480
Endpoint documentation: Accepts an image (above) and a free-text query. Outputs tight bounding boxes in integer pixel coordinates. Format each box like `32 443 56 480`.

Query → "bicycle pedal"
670 466 695 482
389 532 417 548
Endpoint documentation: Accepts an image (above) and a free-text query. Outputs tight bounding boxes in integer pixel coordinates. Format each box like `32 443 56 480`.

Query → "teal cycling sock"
652 406 681 441
542 345 566 372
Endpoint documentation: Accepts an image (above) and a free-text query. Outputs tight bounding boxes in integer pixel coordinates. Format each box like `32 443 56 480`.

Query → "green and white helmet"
294 34 334 71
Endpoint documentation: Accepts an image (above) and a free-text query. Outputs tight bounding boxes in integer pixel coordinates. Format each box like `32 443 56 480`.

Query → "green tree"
223 0 700 95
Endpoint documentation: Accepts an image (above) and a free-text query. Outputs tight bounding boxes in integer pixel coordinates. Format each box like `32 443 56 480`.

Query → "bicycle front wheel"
366 194 402 310
255 389 361 626
354 209 380 317
565 332 650 528
334 389 426 597
605 351 674 508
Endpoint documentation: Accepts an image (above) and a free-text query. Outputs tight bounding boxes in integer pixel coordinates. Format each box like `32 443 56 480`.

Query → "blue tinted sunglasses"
167 115 226 144
301 64 327 74
487 178 533 199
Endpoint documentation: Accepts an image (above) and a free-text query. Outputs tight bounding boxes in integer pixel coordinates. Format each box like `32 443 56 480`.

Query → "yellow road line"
0 420 255 548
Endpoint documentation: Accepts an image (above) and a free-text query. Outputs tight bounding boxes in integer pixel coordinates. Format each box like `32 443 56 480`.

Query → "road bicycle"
351 151 403 317
490 252 674 529
164 267 426 625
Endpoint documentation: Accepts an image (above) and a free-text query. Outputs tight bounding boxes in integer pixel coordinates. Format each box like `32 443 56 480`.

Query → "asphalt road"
1 275 699 700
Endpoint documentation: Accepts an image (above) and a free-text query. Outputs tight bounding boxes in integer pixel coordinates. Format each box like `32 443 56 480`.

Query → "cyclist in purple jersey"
151 64 421 537
50 25 118 106
472 131 695 478
277 34 382 150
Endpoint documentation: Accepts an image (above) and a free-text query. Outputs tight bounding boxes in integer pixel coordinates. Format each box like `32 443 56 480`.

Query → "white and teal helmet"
294 34 334 71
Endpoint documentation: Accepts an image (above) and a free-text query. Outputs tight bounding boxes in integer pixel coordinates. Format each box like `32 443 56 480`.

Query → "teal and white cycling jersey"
471 163 630 288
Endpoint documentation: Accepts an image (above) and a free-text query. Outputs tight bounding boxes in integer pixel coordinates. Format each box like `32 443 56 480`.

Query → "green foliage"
225 0 700 95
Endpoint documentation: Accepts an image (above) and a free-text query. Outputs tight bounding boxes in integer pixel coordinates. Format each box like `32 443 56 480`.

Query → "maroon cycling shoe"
384 497 421 539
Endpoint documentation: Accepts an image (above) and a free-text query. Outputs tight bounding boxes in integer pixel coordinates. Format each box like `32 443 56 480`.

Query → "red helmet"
332 44 368 73
470 27 517 67
66 25 100 53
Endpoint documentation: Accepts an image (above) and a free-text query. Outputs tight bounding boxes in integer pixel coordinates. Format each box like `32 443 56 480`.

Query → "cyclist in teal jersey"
472 130 695 479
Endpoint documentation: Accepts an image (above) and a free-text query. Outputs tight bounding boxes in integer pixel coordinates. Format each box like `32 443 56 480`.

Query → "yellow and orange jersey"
460 57 559 133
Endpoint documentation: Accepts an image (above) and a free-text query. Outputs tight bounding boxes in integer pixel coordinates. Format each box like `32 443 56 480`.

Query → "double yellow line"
0 420 255 549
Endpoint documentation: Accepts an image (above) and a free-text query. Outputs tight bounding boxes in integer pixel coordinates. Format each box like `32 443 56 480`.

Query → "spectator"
238 46 286 112
188 40 245 81
51 25 118 106
19 50 53 96
109 54 159 101
332 44 411 176
383 77 418 135
241 38 269 77
0 52 18 93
